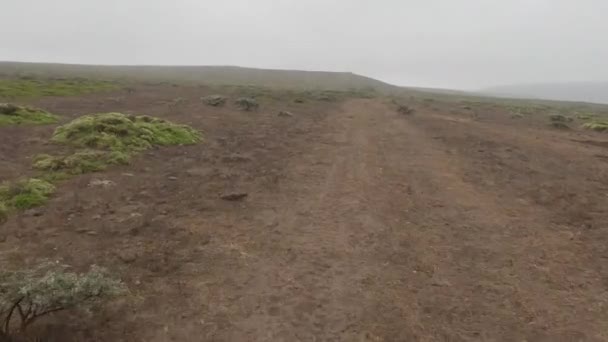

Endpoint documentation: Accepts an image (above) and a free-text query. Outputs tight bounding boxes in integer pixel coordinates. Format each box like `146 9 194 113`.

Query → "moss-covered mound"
34 150 130 175
582 121 608 132
0 178 55 210
52 113 201 151
0 103 59 125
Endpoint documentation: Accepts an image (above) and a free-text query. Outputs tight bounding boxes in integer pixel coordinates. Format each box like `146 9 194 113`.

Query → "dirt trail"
4 95 608 341
197 101 608 341
176 99 608 341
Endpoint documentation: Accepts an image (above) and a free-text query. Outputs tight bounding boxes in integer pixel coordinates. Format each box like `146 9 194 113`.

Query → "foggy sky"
2 0 607 90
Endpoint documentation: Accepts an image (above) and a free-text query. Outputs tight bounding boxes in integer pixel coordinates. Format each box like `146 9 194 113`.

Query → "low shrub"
234 98 259 111
549 114 573 123
397 105 415 115
202 95 227 107
0 262 125 337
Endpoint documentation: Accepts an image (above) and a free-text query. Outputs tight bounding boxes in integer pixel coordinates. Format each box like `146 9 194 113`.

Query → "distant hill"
0 62 398 92
483 82 608 104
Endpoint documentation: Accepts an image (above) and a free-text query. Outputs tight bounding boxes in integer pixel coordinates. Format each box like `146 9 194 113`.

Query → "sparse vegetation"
51 113 201 152
575 112 598 121
0 262 125 337
26 113 201 186
235 97 259 111
0 103 58 125
582 121 608 132
397 105 415 115
0 78 119 99
34 150 129 175
202 95 227 107
0 178 55 210
549 114 573 123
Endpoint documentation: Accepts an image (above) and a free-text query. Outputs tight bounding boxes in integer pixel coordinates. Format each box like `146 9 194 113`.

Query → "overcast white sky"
2 0 607 90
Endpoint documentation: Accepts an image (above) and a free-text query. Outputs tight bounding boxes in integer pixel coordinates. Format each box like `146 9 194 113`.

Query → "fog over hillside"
483 83 608 104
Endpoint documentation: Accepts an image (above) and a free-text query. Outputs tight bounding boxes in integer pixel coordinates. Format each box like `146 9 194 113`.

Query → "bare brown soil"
2 86 608 341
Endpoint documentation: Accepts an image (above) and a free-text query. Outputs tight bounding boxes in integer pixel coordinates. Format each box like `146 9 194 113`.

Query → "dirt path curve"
166 99 608 341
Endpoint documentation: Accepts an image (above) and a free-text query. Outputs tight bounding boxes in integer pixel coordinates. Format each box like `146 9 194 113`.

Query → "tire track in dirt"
208 99 608 341
396 109 608 341
189 99 423 341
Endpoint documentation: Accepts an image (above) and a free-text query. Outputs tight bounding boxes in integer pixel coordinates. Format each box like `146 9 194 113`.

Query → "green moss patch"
34 150 130 175
582 121 608 132
0 103 58 125
0 78 119 98
52 113 201 152
32 112 200 177
0 178 55 210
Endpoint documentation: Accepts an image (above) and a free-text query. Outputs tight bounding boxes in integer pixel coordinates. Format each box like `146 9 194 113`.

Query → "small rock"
278 111 294 117
88 179 116 187
431 278 452 287
116 249 138 263
75 227 92 234
25 208 44 217
92 214 102 220
220 192 248 201
199 234 212 246
122 173 135 177
168 176 178 181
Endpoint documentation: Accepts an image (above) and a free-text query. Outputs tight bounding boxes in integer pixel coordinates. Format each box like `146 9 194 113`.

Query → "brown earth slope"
1 90 608 341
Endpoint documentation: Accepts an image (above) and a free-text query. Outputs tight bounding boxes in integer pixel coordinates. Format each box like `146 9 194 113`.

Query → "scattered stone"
168 176 178 181
220 192 248 201
431 278 452 287
278 111 294 117
116 249 138 263
75 227 93 234
88 179 116 187
92 214 102 220
25 208 44 217
0 103 19 115
122 173 135 177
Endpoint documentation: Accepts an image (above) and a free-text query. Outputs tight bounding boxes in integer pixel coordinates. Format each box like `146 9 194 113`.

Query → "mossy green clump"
0 103 58 125
33 150 130 175
582 121 608 132
575 112 598 121
0 178 55 210
52 113 201 152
